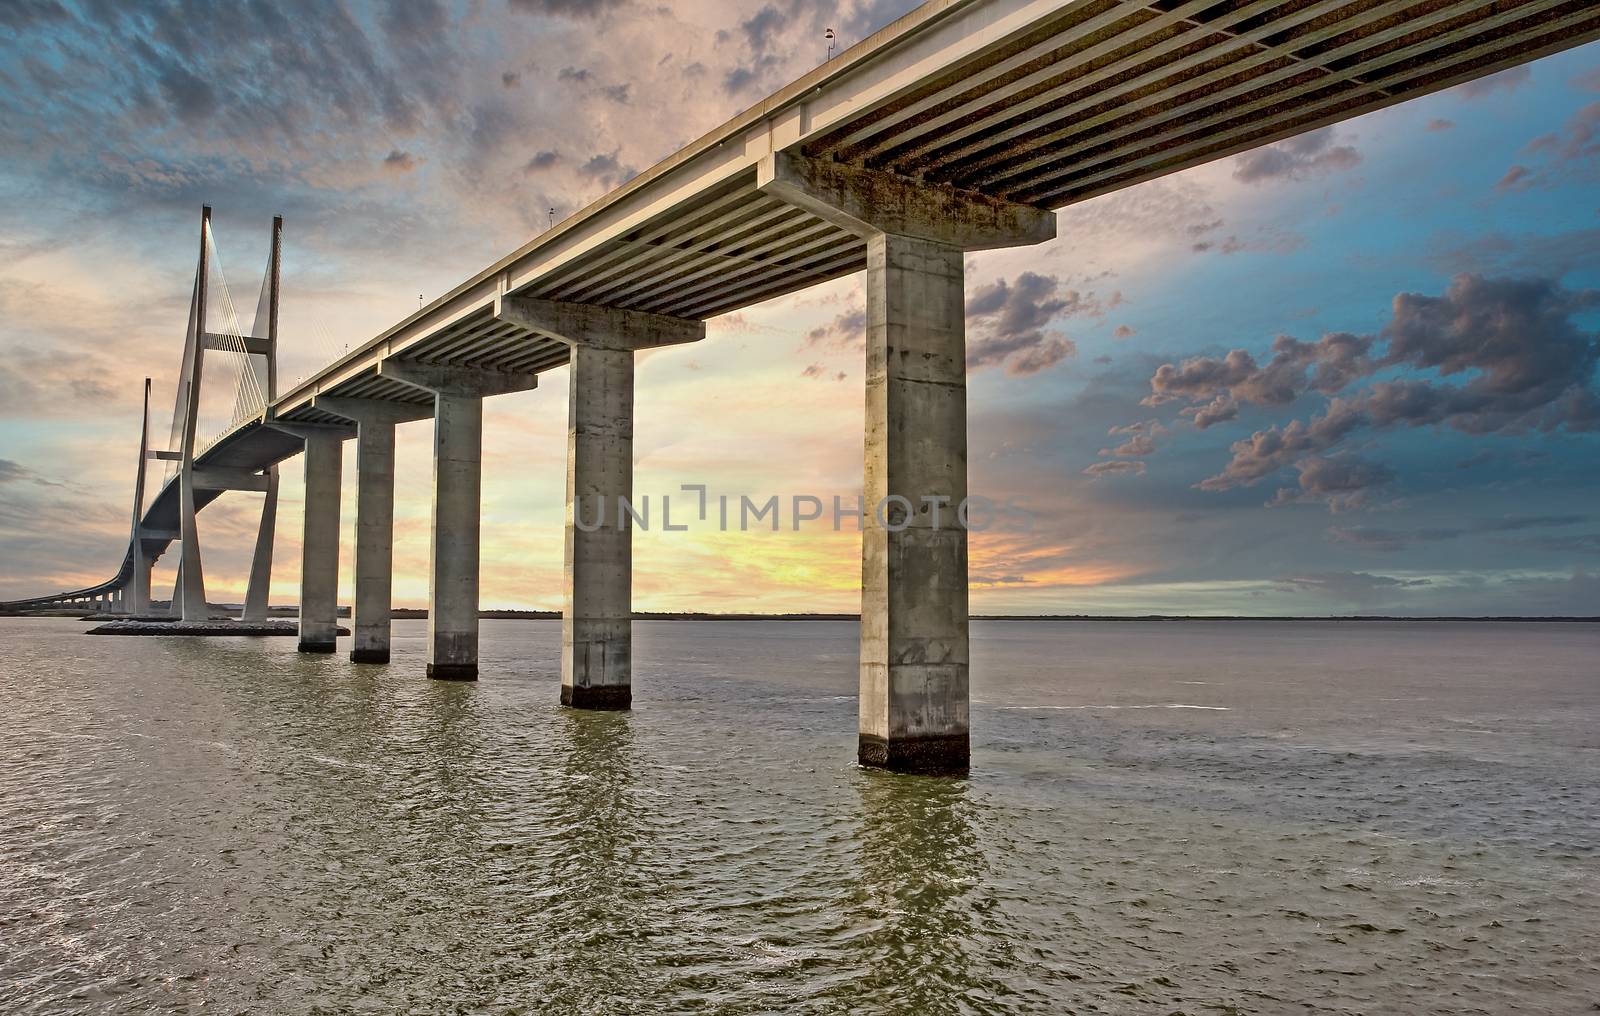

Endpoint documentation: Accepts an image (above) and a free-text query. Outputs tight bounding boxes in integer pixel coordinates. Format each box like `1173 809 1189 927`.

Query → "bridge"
6 0 1596 773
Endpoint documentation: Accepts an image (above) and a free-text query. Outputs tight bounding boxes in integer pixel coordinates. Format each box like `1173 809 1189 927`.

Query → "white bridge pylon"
1 208 285 619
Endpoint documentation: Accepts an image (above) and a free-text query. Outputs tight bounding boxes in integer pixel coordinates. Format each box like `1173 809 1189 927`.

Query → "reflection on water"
1 617 1597 1013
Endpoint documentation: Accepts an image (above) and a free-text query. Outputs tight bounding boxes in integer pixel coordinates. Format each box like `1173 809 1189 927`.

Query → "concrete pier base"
426 390 483 681
563 345 634 710
296 429 344 654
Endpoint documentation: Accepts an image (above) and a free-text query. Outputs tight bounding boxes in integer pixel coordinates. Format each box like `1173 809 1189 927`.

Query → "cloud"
1098 419 1166 458
1273 571 1432 602
0 459 30 485
1152 274 1599 509
799 362 845 381
1496 164 1534 192
1495 101 1600 191
523 150 563 173
1427 119 1455 132
966 272 1084 375
1146 332 1374 420
577 150 636 189
1082 460 1146 479
507 0 629 18
1454 65 1531 99
806 306 866 352
502 71 522 88
382 149 417 172
1232 127 1362 184
1324 515 1587 556
1113 324 1136 339
1267 455 1394 513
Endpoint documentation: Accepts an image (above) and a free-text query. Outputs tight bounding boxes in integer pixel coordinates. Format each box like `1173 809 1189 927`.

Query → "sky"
1 0 1597 617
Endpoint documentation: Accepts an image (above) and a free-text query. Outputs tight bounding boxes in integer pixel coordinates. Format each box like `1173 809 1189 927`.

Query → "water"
1 617 1596 1014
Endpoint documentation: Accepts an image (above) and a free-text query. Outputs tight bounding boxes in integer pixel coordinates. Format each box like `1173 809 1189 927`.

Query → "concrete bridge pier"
380 361 536 680
495 296 703 709
314 396 434 664
273 424 351 653
240 467 279 623
759 152 1056 775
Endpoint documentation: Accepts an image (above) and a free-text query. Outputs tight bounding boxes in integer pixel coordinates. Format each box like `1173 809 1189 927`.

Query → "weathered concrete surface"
351 421 396 663
761 157 1053 774
492 298 702 709
426 390 483 680
758 151 1055 251
296 429 344 654
563 343 635 709
859 232 972 776
240 467 278 622
313 395 432 665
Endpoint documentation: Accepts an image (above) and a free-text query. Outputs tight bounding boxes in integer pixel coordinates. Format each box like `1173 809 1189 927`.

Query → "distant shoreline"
5 607 1596 623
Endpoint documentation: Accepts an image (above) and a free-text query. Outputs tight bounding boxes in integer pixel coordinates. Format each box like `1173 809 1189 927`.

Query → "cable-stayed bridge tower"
2 207 284 620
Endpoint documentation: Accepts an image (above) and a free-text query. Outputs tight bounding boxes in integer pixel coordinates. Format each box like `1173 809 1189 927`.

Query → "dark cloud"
1427 119 1455 132
156 65 218 125
799 362 846 381
577 151 636 189
1146 332 1374 424
1113 324 1136 339
382 149 417 172
1232 127 1361 184
559 66 593 84
1273 571 1432 602
1154 274 1599 509
1328 514 1586 552
806 307 866 351
966 272 1084 376
524 150 563 173
507 0 629 18
1267 455 1394 513
0 0 67 29
0 459 29 485
502 71 522 88
1375 274 1600 431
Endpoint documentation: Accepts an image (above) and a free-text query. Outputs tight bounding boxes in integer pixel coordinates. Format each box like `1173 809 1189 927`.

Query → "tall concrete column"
351 421 396 662
494 295 704 708
378 360 536 681
241 467 279 621
759 151 1055 774
428 391 483 680
131 553 152 616
860 232 971 773
297 428 345 653
313 396 432 665
563 343 634 708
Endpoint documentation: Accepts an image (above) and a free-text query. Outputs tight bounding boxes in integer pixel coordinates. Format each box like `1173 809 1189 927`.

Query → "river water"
1 617 1596 1014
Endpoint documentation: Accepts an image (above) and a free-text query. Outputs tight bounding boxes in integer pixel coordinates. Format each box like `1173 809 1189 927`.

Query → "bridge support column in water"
494 296 704 709
381 361 537 680
280 425 350 653
759 152 1056 774
314 396 435 664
